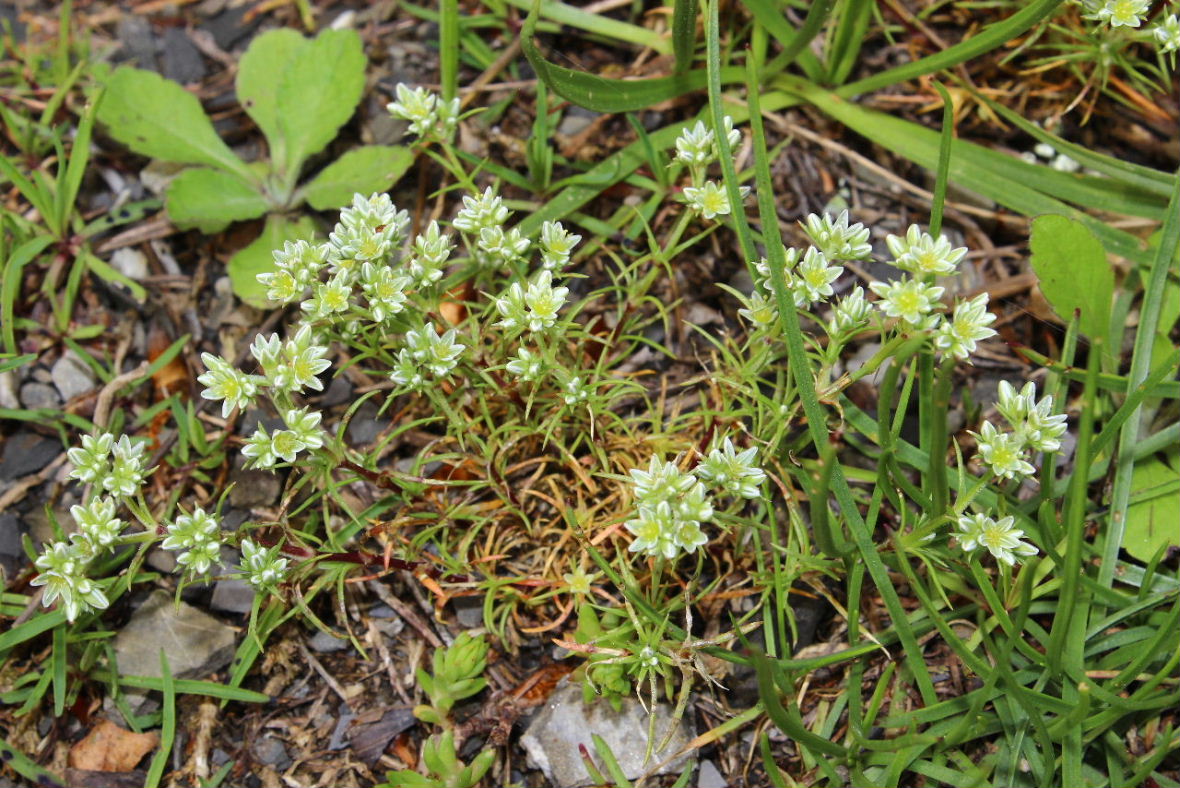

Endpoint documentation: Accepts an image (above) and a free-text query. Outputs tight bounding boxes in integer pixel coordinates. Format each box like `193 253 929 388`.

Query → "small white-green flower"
240 538 288 589
828 286 872 335
506 347 545 381
104 435 147 499
1085 0 1151 27
539 221 581 270
971 421 1035 480
162 506 223 575
933 293 997 361
423 324 466 377
625 501 681 559
523 271 569 332
885 225 967 275
870 278 945 326
562 376 589 405
242 425 278 470
71 497 123 553
790 247 843 306
409 221 452 285
361 263 411 323
802 211 871 260
957 513 1037 566
270 240 330 285
684 181 746 220
998 382 1068 453
389 349 426 390
257 268 304 303
630 457 698 505
453 187 510 234
275 324 332 393
737 290 777 328
388 83 445 139
674 121 716 166
477 226 530 266
562 564 600 596
198 354 265 418
1154 14 1180 52
68 432 114 484
32 541 108 622
250 333 283 379
283 407 324 452
695 437 766 499
996 380 1036 426
494 282 528 332
676 480 714 522
302 272 353 318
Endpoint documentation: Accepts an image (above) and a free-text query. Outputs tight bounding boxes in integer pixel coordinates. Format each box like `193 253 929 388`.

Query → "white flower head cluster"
242 407 325 470
453 187 531 268
1081 0 1151 27
674 116 741 167
1155 14 1180 52
67 432 149 500
387 83 460 143
389 323 466 391
240 538 288 590
683 181 749 221
31 542 109 622
970 381 1067 481
957 513 1038 566
161 506 223 576
495 270 569 333
625 439 765 560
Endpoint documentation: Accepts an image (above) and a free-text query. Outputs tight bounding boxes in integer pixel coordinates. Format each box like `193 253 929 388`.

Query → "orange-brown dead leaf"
69 719 159 772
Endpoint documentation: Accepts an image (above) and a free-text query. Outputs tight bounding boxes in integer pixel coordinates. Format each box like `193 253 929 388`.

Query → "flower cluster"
161 507 223 576
390 324 467 390
673 116 749 221
240 538 288 590
970 381 1067 480
387 83 460 143
957 513 1038 566
1155 13 1180 52
67 433 148 500
624 439 765 560
1081 0 1151 28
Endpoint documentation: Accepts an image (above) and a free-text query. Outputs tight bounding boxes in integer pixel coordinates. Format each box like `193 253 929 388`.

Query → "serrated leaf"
276 29 365 178
301 146 414 211
236 28 307 166
97 67 253 183
1124 454 1180 562
1029 214 1114 341
227 214 317 307
165 168 269 233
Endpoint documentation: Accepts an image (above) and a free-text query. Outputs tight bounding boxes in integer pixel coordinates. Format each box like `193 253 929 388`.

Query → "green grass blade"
506 0 670 52
743 0 834 73
144 650 175 788
2 235 55 355
56 88 100 234
838 0 1065 96
671 0 697 74
439 0 459 100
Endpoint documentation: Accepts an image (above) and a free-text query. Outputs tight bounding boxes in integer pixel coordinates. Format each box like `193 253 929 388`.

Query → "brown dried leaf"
69 720 159 772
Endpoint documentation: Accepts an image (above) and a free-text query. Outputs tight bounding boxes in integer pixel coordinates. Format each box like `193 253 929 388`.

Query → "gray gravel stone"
161 27 206 84
452 596 483 628
309 629 349 653
113 590 236 679
116 15 157 70
0 513 26 579
228 457 282 509
0 432 59 480
520 678 694 787
0 370 19 409
51 351 96 401
20 381 61 410
252 736 291 769
110 247 149 282
698 759 727 788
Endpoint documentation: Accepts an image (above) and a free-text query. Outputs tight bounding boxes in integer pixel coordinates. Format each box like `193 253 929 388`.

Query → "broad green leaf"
236 28 307 166
1029 214 1114 341
300 146 414 211
228 214 317 306
671 0 697 74
97 67 254 183
165 167 269 233
1123 455 1180 562
276 29 365 178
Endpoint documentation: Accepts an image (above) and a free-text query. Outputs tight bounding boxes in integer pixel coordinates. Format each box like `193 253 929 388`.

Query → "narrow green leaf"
523 0 743 113
82 248 148 302
165 168 270 233
671 0 697 74
743 0 833 72
505 0 669 52
1029 214 1114 342
440 0 460 99
235 28 307 167
276 29 365 178
144 651 175 788
300 146 414 211
227 214 317 307
0 153 55 228
838 0 1066 96
57 88 100 234
97 67 254 183
2 235 55 355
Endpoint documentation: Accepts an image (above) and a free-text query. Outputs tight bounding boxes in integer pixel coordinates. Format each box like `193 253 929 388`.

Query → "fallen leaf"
69 720 159 772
